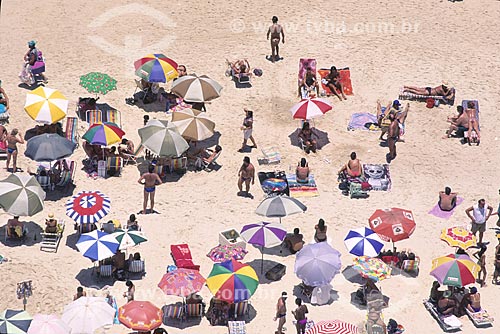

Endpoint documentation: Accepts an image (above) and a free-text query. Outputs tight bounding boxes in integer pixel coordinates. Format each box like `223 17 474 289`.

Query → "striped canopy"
82 122 125 147
255 195 307 223
0 174 45 216
66 190 111 224
112 229 148 250
62 297 115 334
290 98 332 120
240 222 287 248
24 86 68 124
118 301 162 331
171 108 215 141
27 314 71 334
206 259 259 303
0 310 32 334
76 230 119 261
171 74 222 103
344 227 384 257
295 243 342 286
134 54 178 83
138 119 189 157
430 253 480 287
306 320 358 334
440 226 477 250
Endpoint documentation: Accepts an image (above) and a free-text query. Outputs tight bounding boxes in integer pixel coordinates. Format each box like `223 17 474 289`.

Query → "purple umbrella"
240 222 287 273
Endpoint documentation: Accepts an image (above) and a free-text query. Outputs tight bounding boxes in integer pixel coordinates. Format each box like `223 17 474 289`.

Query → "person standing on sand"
238 109 257 152
6 128 24 173
267 16 285 63
274 292 287 334
292 297 308 334
465 199 493 245
387 113 399 161
238 156 255 197
137 165 162 214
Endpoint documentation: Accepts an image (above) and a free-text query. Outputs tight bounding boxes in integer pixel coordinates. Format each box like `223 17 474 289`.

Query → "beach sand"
1 0 500 333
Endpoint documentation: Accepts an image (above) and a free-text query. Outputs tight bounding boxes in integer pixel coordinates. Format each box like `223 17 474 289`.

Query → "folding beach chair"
56 160 76 188
233 300 250 320
401 256 420 276
259 146 281 165
170 157 187 174
40 221 65 252
184 303 203 320
65 117 79 147
195 148 222 171
106 157 123 177
104 109 121 127
162 303 184 323
127 259 146 279
133 79 150 103
298 58 317 97
98 264 113 280
170 244 200 270
86 110 103 125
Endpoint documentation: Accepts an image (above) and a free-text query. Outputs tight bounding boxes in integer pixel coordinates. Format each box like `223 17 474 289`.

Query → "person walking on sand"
292 297 308 334
6 128 24 173
465 199 493 245
123 280 135 302
474 244 488 287
238 109 257 152
267 16 285 63
238 156 255 197
137 165 162 214
387 112 399 162
274 292 287 334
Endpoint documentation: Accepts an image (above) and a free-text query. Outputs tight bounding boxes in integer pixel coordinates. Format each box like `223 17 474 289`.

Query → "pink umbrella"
158 268 206 297
290 98 332 120
28 314 71 334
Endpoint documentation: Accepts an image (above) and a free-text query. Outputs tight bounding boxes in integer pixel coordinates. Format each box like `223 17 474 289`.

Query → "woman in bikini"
314 219 328 243
325 66 346 101
338 152 363 177
466 101 480 143
6 128 24 173
298 122 317 154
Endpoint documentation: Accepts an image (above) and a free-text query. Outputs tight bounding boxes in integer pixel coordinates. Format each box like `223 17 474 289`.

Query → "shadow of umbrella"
292 284 339 305
288 128 330 150
162 303 202 328
44 184 76 201
75 267 116 289
0 221 43 247
65 231 80 252
342 265 367 285
245 259 282 284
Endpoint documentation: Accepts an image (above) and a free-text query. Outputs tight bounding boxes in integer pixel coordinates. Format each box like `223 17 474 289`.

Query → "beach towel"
318 68 354 96
428 197 464 220
363 164 391 191
258 171 289 196
399 87 455 106
348 113 378 131
286 173 319 198
298 59 317 96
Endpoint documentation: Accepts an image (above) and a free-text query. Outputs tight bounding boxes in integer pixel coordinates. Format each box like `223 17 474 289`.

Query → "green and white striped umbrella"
0 309 32 334
0 174 45 216
138 119 189 157
112 229 148 250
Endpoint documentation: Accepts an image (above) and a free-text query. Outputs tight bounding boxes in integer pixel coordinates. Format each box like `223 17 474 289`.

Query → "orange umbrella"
118 301 162 331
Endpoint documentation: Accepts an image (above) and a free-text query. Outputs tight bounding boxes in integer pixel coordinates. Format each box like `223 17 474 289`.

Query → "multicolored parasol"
82 122 125 146
440 226 477 250
158 268 206 297
207 244 248 263
134 54 178 83
352 256 392 282
430 253 480 287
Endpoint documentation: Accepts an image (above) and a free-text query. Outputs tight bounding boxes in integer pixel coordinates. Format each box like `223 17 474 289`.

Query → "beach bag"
253 68 263 77
426 98 435 108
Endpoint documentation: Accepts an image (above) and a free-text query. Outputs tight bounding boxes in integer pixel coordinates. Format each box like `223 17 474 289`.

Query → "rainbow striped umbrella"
306 320 358 334
24 86 68 124
134 54 178 83
82 122 124 146
440 226 477 250
206 259 259 303
430 253 480 287
352 256 391 282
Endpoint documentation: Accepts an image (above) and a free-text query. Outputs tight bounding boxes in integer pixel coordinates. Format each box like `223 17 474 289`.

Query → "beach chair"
398 87 455 105
170 157 187 174
228 321 247 334
4 225 27 243
233 300 250 320
298 58 317 97
127 259 146 279
65 117 79 147
423 299 462 331
259 146 281 165
40 220 65 252
101 221 116 234
86 110 103 125
56 161 76 188
133 79 150 103
318 67 353 96
401 256 420 276
162 303 184 323
195 149 221 171
106 157 123 177
36 173 52 191
98 264 113 280
103 109 121 127
78 222 97 235
465 308 494 327
184 303 203 320
170 244 200 271
0 141 7 160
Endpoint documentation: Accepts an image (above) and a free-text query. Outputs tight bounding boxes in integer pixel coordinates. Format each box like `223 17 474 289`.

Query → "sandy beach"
1 0 500 333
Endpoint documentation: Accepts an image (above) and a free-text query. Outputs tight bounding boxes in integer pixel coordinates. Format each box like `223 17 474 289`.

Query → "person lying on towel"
403 80 455 101
324 66 346 101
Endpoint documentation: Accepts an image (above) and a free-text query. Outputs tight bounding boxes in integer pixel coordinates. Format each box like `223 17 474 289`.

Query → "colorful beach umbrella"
25 134 76 162
255 195 307 223
138 119 189 157
118 301 162 332
82 122 125 146
430 253 480 287
207 244 248 263
290 98 332 120
440 226 477 250
306 319 359 334
369 208 416 245
0 310 32 334
344 227 384 257
76 230 119 261
27 314 70 334
171 74 222 103
0 174 45 216
352 256 392 282
158 268 206 297
79 72 117 96
24 86 68 124
295 243 342 286
134 54 178 83
171 108 215 141
62 297 115 334
206 259 259 303
65 190 111 224
112 229 148 250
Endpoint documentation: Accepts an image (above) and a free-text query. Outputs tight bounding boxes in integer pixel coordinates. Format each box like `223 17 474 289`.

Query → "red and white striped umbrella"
307 320 358 334
290 98 332 120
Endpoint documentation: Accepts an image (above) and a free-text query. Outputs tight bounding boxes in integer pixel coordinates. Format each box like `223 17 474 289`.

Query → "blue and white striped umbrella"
76 230 119 261
65 190 111 224
0 309 32 334
344 227 384 257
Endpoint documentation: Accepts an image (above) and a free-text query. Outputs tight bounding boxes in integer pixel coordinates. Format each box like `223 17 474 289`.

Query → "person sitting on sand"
324 66 346 101
437 291 458 315
284 228 305 254
314 219 327 243
0 80 10 111
444 105 469 138
296 158 310 183
439 187 457 211
403 81 455 101
74 286 86 300
429 281 443 303
300 67 319 98
462 287 481 313
227 59 251 76
45 212 58 233
7 216 26 238
338 152 363 177
118 138 135 158
298 122 317 154
127 214 139 231
465 101 480 143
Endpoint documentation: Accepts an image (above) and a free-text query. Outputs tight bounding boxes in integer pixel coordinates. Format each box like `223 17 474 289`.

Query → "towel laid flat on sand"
318 68 353 96
286 173 319 198
363 164 391 191
428 197 464 219
348 113 378 131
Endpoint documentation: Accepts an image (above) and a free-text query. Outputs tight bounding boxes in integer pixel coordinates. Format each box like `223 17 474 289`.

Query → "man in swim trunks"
402 80 455 101
444 105 469 138
137 164 162 214
274 292 287 334
237 156 255 197
267 16 285 63
387 113 399 161
338 152 363 177
6 128 24 173
439 187 457 211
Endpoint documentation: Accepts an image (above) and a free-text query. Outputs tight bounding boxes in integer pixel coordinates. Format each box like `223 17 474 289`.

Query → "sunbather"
300 67 319 98
429 281 443 303
324 66 346 101
438 187 457 211
462 287 481 313
227 59 251 76
74 286 86 300
298 122 317 153
118 138 135 158
437 291 458 316
45 212 58 233
0 80 10 111
465 101 480 143
283 228 304 254
376 100 409 141
296 158 310 183
127 214 139 231
7 216 26 238
444 105 468 138
194 145 222 169
338 152 363 177
403 81 455 101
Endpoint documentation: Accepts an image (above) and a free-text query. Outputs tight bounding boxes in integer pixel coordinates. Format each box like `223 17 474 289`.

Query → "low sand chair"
40 220 65 252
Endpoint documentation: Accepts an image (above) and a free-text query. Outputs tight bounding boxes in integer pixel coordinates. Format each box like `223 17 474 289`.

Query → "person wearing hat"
45 213 58 233
376 100 409 141
0 80 10 111
437 290 458 315
24 40 38 66
402 81 455 102
462 286 481 313
274 291 287 334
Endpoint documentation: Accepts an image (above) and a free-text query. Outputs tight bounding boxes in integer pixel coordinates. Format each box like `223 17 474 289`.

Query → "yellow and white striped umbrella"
171 108 215 141
24 86 68 124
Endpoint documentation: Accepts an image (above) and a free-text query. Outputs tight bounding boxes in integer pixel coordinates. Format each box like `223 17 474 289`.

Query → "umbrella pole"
279 217 282 224
261 246 264 274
